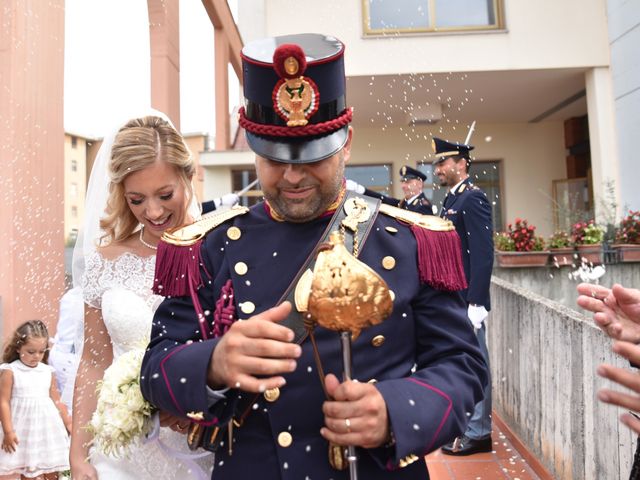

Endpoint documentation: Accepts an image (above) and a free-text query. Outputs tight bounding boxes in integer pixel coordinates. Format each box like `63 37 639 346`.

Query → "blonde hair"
2 320 50 364
99 116 195 245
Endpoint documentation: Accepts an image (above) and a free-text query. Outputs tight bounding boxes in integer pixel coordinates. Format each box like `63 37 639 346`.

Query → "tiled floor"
426 413 554 480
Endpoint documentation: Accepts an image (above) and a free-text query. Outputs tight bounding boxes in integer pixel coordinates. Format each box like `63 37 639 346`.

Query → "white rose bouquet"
89 347 155 457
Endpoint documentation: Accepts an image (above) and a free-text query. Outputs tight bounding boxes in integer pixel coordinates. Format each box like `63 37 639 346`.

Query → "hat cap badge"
272 44 319 127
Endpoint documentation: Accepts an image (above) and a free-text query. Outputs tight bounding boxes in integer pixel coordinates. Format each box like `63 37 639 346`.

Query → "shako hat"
239 33 352 164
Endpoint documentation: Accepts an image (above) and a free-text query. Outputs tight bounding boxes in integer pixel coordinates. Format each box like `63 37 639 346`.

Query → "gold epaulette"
399 454 420 468
161 206 250 246
379 203 454 232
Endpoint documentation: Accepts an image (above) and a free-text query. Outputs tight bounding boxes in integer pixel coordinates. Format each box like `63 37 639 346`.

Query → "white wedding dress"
82 251 212 479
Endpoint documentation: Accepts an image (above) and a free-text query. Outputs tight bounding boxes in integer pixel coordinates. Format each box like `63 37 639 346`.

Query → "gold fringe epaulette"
378 203 454 232
161 206 250 246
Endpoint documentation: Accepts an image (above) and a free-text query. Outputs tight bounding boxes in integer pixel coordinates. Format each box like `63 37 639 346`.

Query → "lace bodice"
81 251 212 477
82 251 162 358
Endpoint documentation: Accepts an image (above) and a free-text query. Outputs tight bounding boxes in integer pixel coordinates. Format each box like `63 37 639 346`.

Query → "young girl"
0 320 71 479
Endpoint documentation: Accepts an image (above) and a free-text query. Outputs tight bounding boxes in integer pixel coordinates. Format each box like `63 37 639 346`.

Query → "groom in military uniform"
141 33 487 479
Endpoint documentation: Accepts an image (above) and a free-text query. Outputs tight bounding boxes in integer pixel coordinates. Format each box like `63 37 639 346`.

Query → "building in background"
199 0 639 237
183 132 213 203
63 133 91 248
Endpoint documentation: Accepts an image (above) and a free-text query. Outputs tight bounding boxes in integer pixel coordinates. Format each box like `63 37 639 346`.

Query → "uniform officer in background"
141 33 487 479
433 137 495 456
201 192 240 214
346 165 434 215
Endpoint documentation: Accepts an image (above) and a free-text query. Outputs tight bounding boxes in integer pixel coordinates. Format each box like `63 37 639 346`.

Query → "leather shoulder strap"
277 191 381 343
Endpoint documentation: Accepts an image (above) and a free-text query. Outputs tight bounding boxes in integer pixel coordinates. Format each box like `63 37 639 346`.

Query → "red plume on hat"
273 44 307 79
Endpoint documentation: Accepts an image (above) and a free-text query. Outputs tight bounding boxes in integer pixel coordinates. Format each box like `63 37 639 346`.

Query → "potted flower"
548 230 575 267
613 210 640 262
571 220 604 264
495 218 549 267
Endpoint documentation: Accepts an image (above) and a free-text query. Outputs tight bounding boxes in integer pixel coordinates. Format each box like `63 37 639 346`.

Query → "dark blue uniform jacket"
141 202 487 479
440 178 494 310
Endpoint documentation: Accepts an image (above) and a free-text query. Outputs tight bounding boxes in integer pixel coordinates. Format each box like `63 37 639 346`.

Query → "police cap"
431 137 475 165
399 165 427 182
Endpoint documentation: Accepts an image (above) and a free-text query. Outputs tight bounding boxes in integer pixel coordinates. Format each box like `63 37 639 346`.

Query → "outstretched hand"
320 373 390 449
577 283 640 343
208 302 301 393
597 341 640 435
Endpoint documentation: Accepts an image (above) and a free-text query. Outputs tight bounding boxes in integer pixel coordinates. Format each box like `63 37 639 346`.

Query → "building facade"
200 0 637 237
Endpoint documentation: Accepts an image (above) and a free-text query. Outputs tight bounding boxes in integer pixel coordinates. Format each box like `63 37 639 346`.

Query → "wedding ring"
345 418 351 433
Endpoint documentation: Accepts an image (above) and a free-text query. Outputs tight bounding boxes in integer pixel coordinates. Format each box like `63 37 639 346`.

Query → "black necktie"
441 192 452 217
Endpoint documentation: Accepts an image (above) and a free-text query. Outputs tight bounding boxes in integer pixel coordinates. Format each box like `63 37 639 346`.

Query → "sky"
64 0 238 138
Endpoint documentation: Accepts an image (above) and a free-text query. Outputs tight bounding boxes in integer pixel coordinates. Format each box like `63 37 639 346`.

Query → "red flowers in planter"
616 210 640 244
505 218 545 252
571 220 604 245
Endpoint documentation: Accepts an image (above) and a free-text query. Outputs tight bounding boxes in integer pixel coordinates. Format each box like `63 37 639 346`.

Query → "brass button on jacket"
226 226 242 240
235 261 248 275
382 256 396 270
277 431 293 447
263 387 280 402
240 301 256 315
371 335 386 347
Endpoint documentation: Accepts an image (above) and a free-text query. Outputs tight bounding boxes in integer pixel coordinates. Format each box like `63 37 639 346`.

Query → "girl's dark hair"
2 320 50 364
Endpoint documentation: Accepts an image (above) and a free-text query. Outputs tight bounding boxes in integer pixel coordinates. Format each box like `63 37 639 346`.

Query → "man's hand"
577 283 640 343
159 411 190 434
208 302 301 393
597 341 640 435
345 179 365 195
467 304 488 329
320 373 390 449
215 193 240 208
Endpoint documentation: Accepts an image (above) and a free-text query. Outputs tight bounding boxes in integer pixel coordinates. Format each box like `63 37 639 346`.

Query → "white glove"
467 304 488 329
345 179 365 194
215 193 240 208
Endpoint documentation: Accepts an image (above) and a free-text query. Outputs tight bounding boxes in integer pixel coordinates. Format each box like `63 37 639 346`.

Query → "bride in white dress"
69 113 211 479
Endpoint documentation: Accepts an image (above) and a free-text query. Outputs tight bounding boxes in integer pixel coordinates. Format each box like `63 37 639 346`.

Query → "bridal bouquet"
89 347 155 457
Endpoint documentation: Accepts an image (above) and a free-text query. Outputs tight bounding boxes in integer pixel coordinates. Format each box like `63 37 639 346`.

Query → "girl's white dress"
82 251 212 479
0 360 70 478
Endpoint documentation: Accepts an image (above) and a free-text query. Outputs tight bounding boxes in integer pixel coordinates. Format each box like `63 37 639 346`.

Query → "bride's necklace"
139 226 158 250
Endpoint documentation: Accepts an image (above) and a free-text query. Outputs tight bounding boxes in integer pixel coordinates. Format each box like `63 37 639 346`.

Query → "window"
552 178 592 232
71 159 77 172
231 169 260 207
363 0 503 35
71 136 78 148
418 159 503 232
70 182 78 198
345 164 393 194
469 160 503 233
71 206 78 218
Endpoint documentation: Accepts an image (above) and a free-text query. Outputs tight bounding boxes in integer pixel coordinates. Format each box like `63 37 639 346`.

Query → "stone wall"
493 262 640 309
489 276 636 479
